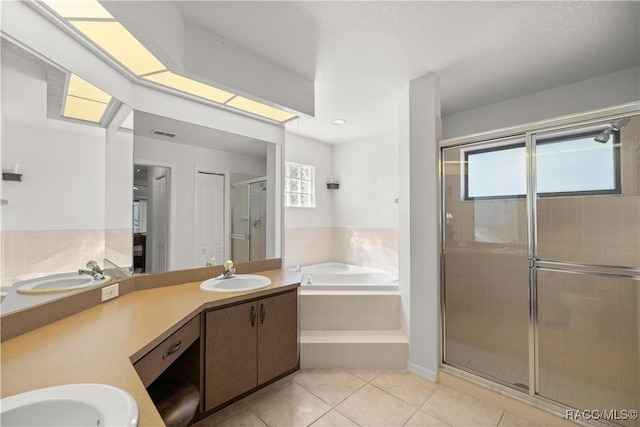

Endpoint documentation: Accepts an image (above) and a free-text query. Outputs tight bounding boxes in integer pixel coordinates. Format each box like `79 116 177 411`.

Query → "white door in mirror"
0 383 138 427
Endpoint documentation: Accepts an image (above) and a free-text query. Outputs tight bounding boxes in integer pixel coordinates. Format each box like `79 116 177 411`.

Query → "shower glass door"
442 112 640 425
533 116 640 425
442 137 531 390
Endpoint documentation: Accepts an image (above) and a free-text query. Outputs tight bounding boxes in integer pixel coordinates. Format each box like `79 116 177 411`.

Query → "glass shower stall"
231 179 267 263
441 109 639 426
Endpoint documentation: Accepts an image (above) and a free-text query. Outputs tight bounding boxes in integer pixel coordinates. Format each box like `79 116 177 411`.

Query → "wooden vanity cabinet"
257 290 298 384
204 300 258 410
204 289 298 411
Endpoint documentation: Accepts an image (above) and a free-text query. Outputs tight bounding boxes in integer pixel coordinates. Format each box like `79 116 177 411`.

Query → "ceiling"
172 1 639 144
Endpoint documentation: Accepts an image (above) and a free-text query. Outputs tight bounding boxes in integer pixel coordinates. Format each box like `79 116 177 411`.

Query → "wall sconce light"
327 182 340 190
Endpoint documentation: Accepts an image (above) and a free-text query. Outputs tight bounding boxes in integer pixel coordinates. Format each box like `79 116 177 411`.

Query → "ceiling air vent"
150 129 177 138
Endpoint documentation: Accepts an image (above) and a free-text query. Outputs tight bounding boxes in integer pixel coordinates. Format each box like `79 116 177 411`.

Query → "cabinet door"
205 301 257 410
257 290 299 384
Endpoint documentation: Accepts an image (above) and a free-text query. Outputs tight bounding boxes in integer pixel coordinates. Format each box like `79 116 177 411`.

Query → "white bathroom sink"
0 383 138 427
200 274 271 292
17 273 111 294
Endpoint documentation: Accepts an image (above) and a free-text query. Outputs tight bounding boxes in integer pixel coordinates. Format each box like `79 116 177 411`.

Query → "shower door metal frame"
438 101 640 418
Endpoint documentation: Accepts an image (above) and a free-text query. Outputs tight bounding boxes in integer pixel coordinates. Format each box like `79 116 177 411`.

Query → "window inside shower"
464 129 621 200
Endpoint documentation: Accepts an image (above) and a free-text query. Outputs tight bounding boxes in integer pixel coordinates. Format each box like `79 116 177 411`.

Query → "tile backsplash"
1 229 105 286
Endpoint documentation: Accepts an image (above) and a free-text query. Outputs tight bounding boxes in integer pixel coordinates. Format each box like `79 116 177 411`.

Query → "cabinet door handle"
259 303 266 324
251 305 256 327
162 341 181 359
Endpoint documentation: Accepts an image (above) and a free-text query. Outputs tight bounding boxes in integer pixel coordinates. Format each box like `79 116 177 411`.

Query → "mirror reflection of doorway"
133 165 170 273
231 179 267 263
194 171 225 268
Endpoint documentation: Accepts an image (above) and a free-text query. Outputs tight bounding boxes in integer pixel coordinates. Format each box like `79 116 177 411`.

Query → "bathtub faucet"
78 260 105 280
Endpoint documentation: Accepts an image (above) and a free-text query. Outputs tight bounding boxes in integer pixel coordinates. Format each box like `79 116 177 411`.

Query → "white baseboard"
407 361 438 382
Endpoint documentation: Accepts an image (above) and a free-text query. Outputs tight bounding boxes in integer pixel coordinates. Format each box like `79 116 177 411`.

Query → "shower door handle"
231 234 251 240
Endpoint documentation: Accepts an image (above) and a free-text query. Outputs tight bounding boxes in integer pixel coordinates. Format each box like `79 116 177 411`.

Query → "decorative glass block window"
285 161 315 207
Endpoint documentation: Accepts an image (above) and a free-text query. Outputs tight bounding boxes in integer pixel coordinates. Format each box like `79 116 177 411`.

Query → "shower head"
594 117 631 143
594 128 613 143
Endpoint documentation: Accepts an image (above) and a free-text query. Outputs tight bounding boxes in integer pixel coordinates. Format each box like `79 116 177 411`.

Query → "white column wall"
401 73 441 381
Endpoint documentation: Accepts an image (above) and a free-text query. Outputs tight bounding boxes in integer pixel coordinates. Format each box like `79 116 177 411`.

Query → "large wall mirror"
0 37 133 315
132 112 278 274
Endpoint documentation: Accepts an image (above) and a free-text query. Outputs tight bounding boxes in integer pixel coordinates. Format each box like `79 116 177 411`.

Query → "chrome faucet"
219 260 236 279
206 256 216 267
78 260 105 280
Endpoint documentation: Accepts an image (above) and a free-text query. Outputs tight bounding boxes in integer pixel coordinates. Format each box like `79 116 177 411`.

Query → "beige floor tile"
240 376 294 406
498 412 540 427
194 401 248 427
420 386 503 427
404 411 450 427
215 408 268 427
371 372 439 407
248 383 331 427
310 409 359 426
336 384 418 427
295 369 367 406
349 369 382 382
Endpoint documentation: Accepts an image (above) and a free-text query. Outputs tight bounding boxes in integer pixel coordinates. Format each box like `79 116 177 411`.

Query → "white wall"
134 135 266 270
105 130 133 230
2 72 106 231
284 134 334 229
443 66 640 139
333 131 399 228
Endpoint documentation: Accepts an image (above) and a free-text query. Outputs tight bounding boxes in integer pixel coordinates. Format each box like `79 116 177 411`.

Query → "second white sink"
0 383 138 427
17 273 111 294
200 274 271 293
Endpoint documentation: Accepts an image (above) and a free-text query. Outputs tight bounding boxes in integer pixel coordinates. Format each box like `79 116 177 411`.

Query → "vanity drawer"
134 315 200 387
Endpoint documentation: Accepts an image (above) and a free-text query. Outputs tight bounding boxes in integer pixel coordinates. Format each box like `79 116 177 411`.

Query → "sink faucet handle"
86 260 102 273
206 256 216 267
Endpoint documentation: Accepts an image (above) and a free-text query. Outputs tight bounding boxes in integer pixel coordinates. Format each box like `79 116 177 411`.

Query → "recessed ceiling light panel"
41 0 302 124
144 71 235 104
227 96 297 122
68 74 111 103
332 119 347 126
70 21 165 76
63 96 108 122
42 1 114 19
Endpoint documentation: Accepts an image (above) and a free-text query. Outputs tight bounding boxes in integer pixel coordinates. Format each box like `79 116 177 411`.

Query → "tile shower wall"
1 229 105 286
537 196 640 266
538 270 639 425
